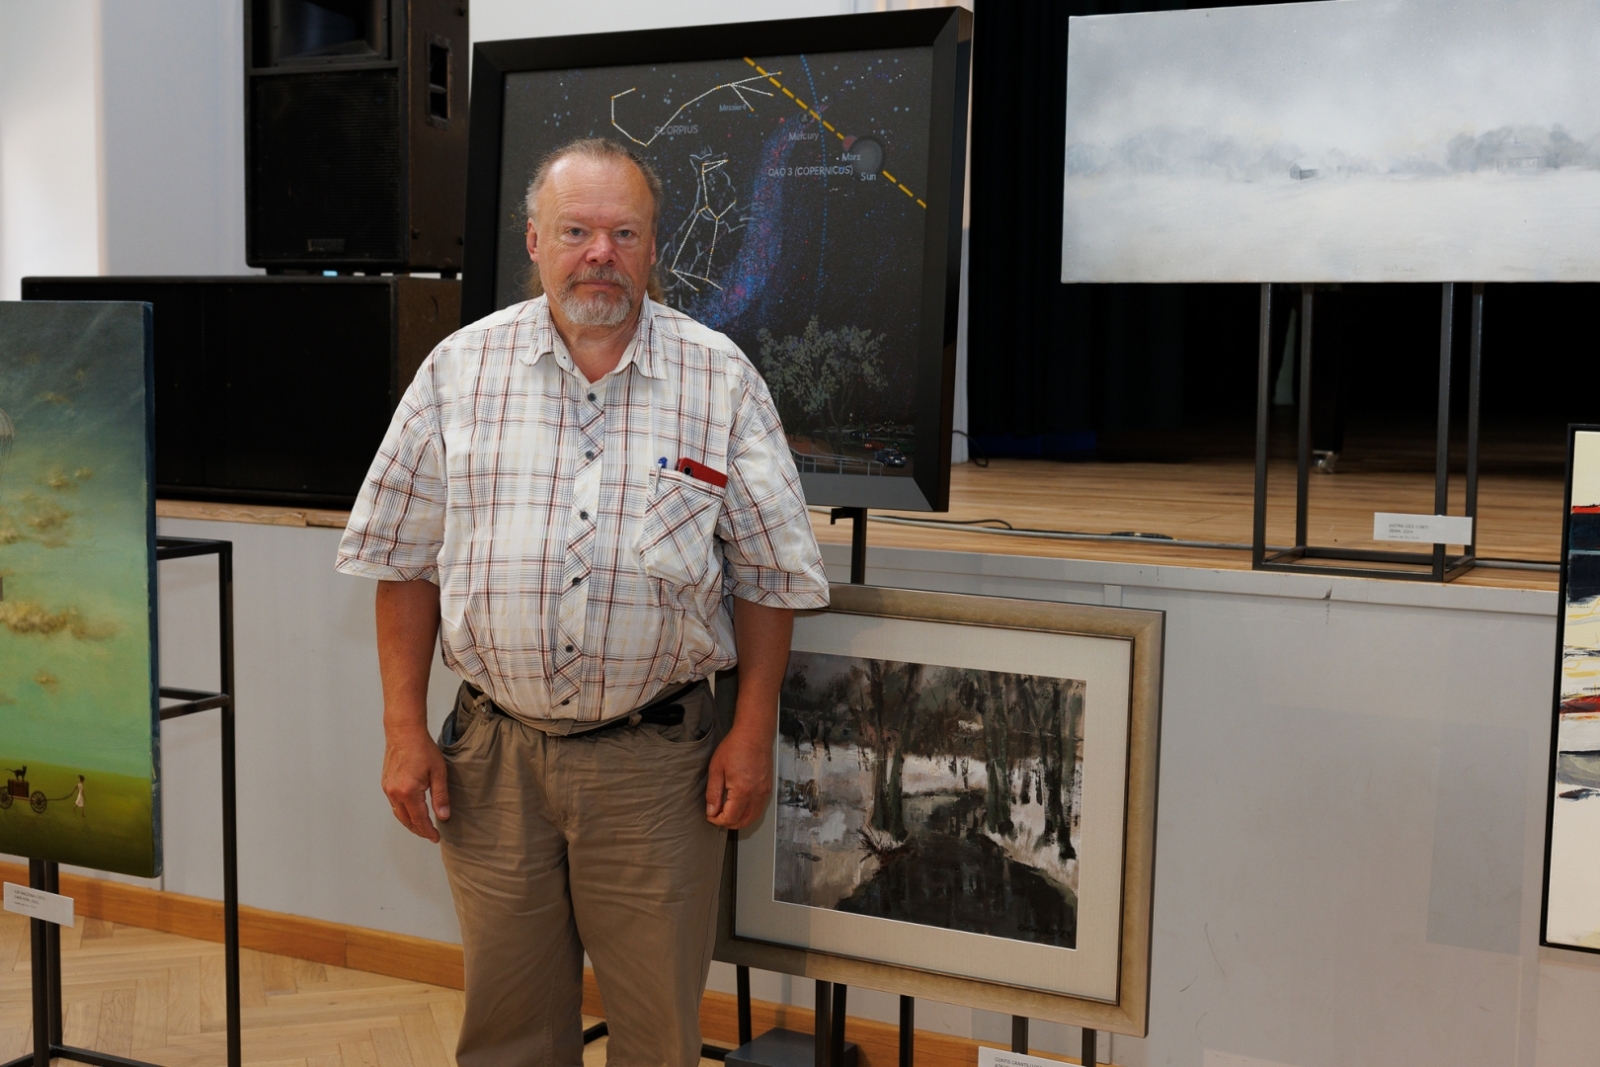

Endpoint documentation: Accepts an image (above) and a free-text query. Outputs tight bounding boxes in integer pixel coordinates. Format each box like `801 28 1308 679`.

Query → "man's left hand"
706 724 773 829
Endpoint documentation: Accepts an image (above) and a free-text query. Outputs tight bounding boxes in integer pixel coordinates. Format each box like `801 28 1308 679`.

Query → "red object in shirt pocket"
675 457 728 488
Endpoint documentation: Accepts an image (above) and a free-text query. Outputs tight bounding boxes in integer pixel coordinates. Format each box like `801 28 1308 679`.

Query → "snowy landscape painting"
1063 0 1600 282
774 650 1084 948
1545 429 1600 952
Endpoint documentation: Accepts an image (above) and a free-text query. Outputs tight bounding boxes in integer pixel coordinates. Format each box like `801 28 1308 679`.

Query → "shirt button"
585 450 595 460
587 392 597 402
579 510 589 520
561 699 570 706
565 644 574 653
572 575 582 586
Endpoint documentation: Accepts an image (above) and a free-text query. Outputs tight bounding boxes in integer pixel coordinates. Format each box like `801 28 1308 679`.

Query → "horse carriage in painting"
2 768 48 813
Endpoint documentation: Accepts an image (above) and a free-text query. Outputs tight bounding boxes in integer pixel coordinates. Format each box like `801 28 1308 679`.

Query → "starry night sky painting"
498 48 933 480
0 302 159 877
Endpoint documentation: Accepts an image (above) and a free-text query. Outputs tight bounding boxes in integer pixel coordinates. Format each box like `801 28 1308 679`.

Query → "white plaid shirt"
335 295 828 727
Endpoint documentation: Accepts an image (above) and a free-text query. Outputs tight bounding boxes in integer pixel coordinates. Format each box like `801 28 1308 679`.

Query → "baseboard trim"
0 862 462 989
0 862 1091 1067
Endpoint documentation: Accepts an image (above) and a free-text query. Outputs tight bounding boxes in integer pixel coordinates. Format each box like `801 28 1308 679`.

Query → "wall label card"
977 1048 1062 1067
3 882 75 927
1372 513 1474 545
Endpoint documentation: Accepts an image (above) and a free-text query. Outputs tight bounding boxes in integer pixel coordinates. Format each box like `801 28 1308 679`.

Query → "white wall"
136 515 1600 1067
153 521 464 941
0 0 103 300
0 0 970 453
473 0 852 42
98 0 252 275
0 0 256 292
0 0 926 287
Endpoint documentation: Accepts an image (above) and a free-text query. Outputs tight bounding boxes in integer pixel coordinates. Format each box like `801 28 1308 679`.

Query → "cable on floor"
806 507 1561 569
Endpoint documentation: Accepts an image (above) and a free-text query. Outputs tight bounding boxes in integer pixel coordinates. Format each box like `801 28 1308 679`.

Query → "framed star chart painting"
462 8 970 511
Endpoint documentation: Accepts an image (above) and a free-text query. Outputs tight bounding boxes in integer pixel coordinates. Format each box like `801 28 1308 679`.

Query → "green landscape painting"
0 302 159 877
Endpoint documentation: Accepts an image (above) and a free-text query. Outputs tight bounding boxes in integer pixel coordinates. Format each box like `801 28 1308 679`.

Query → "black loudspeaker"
22 276 461 508
245 0 468 272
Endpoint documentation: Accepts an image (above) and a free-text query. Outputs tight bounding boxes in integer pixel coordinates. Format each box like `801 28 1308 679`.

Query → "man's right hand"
383 725 450 842
375 579 446 842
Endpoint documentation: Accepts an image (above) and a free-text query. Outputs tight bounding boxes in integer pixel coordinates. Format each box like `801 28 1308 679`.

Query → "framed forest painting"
718 585 1163 1034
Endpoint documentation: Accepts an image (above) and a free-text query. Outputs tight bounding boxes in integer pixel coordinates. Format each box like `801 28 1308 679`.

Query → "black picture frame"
462 8 972 511
1541 423 1600 955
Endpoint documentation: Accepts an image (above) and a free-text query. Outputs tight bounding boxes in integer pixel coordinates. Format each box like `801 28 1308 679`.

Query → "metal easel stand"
720 510 868 1067
5 537 240 1067
1252 282 1484 582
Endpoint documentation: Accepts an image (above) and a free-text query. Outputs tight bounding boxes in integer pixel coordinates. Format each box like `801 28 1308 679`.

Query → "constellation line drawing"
610 72 780 148
667 153 744 293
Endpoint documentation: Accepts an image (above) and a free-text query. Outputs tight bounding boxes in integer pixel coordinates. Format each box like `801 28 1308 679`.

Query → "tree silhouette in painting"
774 651 1085 947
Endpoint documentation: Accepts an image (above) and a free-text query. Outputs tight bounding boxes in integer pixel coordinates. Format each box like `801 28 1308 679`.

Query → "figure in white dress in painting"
74 775 84 817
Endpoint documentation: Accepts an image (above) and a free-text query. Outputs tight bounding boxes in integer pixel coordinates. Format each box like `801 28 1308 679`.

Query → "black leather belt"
567 679 705 738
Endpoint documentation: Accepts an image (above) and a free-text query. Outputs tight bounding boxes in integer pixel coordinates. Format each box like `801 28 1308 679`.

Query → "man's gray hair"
523 137 665 300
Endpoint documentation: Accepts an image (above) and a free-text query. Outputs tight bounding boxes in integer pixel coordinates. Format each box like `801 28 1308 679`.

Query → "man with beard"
336 138 827 1066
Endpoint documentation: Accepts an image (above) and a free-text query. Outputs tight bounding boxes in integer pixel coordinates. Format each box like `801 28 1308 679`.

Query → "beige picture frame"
715 584 1164 1036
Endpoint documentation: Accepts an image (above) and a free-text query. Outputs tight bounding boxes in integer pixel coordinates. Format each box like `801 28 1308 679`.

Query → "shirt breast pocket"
637 469 725 595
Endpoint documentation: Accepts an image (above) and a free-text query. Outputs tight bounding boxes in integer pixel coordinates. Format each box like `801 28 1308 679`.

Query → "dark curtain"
966 1 1279 460
966 1 1600 466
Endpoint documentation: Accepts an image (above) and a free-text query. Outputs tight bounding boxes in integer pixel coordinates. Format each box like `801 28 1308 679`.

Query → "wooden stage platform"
807 459 1564 590
156 458 1566 592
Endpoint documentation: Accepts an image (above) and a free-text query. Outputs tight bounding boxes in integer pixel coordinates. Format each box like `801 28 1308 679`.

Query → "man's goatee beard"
555 267 639 327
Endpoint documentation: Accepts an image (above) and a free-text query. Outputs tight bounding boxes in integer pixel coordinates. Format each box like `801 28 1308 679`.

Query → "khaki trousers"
437 682 727 1067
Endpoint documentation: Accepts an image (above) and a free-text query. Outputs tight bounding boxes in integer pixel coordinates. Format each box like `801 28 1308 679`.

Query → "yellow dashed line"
739 56 927 210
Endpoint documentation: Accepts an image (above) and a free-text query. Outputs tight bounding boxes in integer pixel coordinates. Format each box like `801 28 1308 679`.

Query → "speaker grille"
250 70 404 264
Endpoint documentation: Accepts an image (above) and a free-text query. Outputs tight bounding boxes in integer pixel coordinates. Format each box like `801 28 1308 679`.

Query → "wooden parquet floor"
0 910 465 1067
0 913 644 1067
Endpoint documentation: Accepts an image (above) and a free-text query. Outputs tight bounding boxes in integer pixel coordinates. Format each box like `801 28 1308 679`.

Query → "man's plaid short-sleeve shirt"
335 295 829 727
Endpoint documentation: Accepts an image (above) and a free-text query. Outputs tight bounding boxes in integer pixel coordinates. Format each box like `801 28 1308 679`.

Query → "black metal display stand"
1252 282 1483 582
5 537 240 1067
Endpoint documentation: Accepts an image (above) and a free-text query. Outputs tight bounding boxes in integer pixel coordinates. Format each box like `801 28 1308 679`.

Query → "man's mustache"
563 266 635 297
